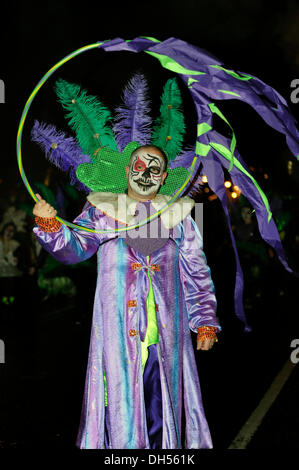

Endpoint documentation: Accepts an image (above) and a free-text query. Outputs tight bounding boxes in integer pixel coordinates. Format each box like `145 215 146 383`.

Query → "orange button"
128 300 137 308
150 264 159 272
131 263 141 271
129 329 138 337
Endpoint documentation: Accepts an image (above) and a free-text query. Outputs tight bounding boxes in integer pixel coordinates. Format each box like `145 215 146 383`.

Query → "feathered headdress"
31 74 190 195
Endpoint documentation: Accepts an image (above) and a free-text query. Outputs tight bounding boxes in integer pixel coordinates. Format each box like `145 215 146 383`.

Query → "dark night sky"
0 0 299 203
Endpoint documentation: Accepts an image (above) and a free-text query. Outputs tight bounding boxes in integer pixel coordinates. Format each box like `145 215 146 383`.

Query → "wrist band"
35 216 62 233
197 326 218 342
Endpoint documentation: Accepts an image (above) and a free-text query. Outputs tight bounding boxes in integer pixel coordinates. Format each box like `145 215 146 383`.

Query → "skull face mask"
128 149 165 197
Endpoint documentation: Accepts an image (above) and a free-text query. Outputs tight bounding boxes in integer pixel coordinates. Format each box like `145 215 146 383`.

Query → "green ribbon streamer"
140 36 161 43
195 122 212 156
145 51 206 76
188 78 199 88
195 141 210 157
195 104 272 223
197 122 212 136
209 102 236 172
210 65 254 81
218 89 241 98
209 141 272 222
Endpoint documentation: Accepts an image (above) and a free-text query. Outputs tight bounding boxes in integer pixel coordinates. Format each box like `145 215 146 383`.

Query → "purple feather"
31 120 91 192
113 73 152 151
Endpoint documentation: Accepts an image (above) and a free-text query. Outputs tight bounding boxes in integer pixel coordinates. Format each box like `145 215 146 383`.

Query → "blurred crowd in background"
0 177 97 374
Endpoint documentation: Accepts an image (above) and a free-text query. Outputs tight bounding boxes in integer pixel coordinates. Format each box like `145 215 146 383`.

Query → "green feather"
55 79 118 158
151 78 186 160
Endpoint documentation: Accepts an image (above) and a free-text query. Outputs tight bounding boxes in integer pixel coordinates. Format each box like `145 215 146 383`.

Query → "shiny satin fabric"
143 344 163 449
33 200 220 449
104 343 162 449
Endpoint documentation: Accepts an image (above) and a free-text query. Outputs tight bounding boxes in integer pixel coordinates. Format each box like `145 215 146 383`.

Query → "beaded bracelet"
35 216 62 233
197 326 219 342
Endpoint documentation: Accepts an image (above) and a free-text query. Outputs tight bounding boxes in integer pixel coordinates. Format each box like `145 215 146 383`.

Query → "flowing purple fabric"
98 36 299 160
33 199 220 448
96 36 299 330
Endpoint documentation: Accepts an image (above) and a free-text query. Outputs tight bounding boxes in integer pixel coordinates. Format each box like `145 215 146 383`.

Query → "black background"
0 0 298 452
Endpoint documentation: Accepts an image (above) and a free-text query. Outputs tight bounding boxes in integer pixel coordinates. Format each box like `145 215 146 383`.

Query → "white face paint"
128 149 165 197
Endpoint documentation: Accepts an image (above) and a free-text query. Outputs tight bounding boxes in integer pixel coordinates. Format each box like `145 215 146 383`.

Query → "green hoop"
16 41 198 234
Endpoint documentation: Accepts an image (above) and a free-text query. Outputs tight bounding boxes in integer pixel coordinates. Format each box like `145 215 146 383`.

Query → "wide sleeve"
178 214 221 333
33 201 108 265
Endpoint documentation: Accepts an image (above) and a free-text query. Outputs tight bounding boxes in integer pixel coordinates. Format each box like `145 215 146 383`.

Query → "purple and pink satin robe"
33 200 220 449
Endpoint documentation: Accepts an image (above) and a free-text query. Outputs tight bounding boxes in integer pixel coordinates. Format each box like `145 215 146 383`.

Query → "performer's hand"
33 193 57 218
197 337 216 351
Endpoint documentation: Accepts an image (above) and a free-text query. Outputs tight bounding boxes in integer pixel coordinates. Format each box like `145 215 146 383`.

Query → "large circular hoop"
16 40 198 233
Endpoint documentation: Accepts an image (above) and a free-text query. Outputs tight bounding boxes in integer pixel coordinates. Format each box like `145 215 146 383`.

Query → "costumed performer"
32 142 220 449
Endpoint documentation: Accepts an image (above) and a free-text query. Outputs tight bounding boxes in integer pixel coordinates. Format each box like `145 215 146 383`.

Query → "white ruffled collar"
87 191 194 229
